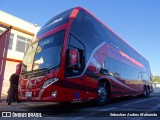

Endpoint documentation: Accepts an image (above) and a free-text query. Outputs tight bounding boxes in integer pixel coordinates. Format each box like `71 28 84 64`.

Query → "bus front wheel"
96 84 110 105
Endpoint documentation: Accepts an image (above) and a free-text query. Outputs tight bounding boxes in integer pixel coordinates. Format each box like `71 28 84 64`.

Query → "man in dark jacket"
8 63 22 105
7 73 19 105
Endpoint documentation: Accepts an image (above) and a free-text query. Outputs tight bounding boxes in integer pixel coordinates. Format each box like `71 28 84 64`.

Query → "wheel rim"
98 87 107 102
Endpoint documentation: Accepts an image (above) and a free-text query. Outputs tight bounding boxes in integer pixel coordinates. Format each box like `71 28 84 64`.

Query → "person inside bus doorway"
7 62 22 105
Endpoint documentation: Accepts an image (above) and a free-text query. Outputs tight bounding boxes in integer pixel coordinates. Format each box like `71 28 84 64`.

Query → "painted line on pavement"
122 97 158 106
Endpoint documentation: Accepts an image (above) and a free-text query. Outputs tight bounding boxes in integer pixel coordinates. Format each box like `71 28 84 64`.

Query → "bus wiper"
33 68 47 72
32 66 60 73
47 66 59 70
45 66 60 73
21 70 32 75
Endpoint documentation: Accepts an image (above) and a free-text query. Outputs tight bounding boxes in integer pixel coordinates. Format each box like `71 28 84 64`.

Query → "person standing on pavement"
8 62 22 105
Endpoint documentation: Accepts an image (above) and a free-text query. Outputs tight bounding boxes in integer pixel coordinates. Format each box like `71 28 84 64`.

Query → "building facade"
0 10 40 94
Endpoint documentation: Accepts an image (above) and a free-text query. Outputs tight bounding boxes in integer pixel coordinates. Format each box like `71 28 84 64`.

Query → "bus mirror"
69 49 79 68
100 68 109 75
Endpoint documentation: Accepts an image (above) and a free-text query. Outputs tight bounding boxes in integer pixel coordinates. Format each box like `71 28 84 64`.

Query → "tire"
144 87 150 97
148 87 151 96
96 83 110 105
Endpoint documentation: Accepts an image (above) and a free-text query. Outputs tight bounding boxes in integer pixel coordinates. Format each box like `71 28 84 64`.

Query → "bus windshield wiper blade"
33 68 47 72
32 66 59 73
47 66 59 71
21 70 32 74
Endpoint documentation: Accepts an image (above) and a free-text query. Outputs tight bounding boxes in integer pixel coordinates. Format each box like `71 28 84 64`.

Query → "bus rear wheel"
96 84 110 105
144 87 150 97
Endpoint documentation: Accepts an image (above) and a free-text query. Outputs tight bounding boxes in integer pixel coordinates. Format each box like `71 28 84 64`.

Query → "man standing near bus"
8 63 22 105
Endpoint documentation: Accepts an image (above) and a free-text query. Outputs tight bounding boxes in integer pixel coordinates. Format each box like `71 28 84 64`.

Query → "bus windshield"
22 31 65 73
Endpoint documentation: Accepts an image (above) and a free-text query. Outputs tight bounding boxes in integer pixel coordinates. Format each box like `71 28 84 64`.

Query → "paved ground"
0 93 160 120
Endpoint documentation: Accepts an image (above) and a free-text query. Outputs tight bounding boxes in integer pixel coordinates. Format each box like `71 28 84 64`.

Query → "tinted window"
121 66 130 80
67 34 85 77
22 31 65 73
22 42 38 72
113 61 121 78
33 31 65 70
37 8 73 37
71 9 150 77
71 10 104 63
105 57 114 76
142 72 149 80
104 57 145 80
69 35 85 50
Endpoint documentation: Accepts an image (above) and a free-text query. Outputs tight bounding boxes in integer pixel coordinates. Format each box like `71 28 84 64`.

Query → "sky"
1 0 160 76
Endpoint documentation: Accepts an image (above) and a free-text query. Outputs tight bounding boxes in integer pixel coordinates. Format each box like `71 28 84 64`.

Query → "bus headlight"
42 78 59 89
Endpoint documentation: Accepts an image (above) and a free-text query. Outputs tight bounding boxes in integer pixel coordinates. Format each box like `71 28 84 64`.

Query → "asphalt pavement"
0 93 160 120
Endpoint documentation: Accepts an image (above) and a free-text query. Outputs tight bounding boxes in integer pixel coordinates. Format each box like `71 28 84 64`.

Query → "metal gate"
0 25 11 101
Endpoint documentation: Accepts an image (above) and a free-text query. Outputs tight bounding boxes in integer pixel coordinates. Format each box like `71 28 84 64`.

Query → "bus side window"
112 59 121 78
137 71 141 80
105 57 114 76
67 34 85 77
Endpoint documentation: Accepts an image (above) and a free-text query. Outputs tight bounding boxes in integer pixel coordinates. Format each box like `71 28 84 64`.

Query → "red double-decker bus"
18 7 153 105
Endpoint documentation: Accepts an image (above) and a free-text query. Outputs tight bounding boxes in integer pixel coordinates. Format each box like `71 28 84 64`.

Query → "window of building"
8 33 14 50
0 29 14 50
16 35 31 53
0 29 4 34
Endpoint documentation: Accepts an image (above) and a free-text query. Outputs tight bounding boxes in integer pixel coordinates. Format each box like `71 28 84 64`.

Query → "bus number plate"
25 92 32 97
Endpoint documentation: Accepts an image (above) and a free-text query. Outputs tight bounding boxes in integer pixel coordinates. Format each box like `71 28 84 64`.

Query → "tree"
152 75 160 83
